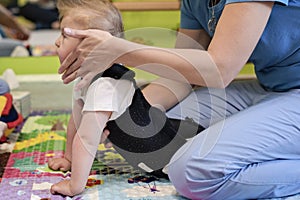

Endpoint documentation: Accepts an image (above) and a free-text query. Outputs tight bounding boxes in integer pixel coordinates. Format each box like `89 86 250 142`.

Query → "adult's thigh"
167 80 266 128
167 89 300 199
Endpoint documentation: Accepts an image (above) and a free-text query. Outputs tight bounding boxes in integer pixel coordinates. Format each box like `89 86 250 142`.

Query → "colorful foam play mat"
0 111 188 200
1 111 300 200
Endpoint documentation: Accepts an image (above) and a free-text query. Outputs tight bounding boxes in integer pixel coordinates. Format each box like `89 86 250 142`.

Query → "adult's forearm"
0 4 29 40
0 5 16 28
115 42 223 88
142 78 192 111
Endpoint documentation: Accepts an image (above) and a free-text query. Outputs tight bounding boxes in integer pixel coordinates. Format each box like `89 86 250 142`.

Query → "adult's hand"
59 28 115 88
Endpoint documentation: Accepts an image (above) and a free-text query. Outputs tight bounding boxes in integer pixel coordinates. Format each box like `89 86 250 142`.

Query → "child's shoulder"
88 64 136 86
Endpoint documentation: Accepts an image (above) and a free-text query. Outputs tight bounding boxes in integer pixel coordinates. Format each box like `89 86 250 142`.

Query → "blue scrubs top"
180 0 300 91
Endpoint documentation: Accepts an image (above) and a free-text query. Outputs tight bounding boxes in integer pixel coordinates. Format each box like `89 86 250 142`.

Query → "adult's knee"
167 151 194 198
169 159 229 199
167 141 230 199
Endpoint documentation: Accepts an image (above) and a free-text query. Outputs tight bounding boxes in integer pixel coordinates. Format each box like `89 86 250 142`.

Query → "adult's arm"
59 2 273 89
0 5 30 40
116 2 273 87
142 28 211 110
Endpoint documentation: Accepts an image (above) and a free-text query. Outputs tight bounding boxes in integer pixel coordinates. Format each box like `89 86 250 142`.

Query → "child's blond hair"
56 0 124 37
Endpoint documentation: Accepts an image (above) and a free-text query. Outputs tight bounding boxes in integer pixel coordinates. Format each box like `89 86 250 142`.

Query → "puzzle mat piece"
0 174 189 200
13 131 66 152
21 113 70 134
3 151 66 178
20 116 52 133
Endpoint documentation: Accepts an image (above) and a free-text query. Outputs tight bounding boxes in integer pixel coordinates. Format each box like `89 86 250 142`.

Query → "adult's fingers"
63 28 91 39
59 49 81 76
63 28 110 40
59 28 113 85
61 62 82 84
60 49 85 84
58 28 89 75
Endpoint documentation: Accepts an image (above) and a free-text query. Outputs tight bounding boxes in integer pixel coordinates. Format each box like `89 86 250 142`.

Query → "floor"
15 74 74 111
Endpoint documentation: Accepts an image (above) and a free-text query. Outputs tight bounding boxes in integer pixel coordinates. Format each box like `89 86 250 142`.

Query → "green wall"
0 6 255 79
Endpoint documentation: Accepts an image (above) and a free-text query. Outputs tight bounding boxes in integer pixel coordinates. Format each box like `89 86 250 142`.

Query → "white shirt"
73 77 135 121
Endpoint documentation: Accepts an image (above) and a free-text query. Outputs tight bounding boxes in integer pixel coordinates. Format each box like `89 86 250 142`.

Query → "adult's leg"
168 88 300 199
167 80 266 128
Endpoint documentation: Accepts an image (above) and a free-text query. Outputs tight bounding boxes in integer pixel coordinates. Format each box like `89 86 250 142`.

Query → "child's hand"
48 158 71 172
100 129 113 148
50 179 78 196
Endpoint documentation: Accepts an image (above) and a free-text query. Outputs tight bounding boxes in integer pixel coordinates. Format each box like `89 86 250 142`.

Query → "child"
48 0 203 196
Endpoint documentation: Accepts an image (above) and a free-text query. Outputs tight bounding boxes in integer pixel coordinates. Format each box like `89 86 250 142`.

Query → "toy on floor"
86 177 104 188
0 79 23 145
128 175 159 193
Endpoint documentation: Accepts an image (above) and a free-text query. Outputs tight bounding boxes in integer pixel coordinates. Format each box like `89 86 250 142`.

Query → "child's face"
55 14 88 63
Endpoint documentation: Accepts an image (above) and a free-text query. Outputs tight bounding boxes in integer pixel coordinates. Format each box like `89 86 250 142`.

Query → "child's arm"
48 100 83 171
65 100 83 163
50 111 111 196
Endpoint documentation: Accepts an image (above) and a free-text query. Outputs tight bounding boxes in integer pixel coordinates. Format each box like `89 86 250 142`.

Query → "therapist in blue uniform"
54 0 300 199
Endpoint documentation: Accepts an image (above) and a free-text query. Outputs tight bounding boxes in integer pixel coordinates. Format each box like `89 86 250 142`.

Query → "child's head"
55 0 123 63
56 0 123 37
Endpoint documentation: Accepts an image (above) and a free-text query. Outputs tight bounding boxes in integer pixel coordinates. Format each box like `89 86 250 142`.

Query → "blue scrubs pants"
166 80 300 199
